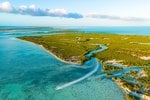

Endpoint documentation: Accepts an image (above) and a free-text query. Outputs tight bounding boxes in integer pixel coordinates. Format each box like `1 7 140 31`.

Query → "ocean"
0 26 149 100
59 26 150 35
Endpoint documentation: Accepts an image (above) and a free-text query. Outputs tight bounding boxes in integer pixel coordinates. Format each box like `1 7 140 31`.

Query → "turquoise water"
0 26 58 37
60 26 150 35
0 27 128 100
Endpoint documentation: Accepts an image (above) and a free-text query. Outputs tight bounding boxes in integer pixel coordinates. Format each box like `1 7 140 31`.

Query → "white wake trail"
55 45 107 90
55 59 99 90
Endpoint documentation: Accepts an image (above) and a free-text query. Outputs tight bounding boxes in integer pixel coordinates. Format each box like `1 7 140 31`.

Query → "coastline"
16 38 80 65
115 79 150 100
16 35 150 100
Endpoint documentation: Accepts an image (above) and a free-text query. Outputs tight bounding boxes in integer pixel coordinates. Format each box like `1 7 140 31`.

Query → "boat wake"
55 45 107 90
55 59 99 90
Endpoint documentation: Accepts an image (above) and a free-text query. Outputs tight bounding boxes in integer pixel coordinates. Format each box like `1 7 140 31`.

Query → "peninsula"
18 32 150 100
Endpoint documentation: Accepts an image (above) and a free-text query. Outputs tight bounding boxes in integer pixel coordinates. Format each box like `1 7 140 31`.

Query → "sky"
0 0 150 26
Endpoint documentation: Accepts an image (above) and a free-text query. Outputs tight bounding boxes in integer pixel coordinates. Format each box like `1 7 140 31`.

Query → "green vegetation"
126 94 137 100
19 33 150 66
103 63 123 72
19 34 98 63
137 66 150 96
18 32 150 98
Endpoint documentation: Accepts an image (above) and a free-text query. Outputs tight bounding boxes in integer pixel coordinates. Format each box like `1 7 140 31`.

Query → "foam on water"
55 58 99 90
55 45 108 90
0 27 126 100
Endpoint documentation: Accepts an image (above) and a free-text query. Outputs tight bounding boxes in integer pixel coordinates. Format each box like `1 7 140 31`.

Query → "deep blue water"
2 26 148 100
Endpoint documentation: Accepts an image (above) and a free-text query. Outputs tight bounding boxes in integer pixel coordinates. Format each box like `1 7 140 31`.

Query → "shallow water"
0 27 125 100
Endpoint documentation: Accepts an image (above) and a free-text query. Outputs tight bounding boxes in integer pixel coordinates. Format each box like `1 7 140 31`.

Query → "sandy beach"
16 38 80 65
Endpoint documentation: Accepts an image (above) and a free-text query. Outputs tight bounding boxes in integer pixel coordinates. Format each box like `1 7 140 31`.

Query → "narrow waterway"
0 27 125 100
55 45 108 90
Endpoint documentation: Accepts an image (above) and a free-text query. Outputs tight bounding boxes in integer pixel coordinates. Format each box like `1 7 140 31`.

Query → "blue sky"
0 0 150 26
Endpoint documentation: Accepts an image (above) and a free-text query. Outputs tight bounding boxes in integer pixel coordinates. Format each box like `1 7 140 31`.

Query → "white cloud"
47 9 67 16
0 1 148 21
85 13 146 21
0 1 12 12
0 1 82 18
19 5 28 10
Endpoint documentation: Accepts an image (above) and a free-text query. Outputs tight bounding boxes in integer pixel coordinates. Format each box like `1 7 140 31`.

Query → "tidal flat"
19 32 150 100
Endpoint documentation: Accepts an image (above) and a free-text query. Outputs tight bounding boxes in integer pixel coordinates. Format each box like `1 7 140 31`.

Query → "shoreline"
115 79 150 100
16 38 80 65
16 35 150 99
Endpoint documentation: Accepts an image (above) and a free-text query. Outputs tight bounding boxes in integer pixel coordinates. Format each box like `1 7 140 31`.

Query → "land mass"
18 32 150 100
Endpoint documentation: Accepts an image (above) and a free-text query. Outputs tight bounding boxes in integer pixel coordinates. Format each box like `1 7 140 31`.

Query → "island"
18 32 150 100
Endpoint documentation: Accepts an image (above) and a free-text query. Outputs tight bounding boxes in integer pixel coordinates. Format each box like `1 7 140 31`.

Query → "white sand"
140 56 150 60
16 38 80 65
